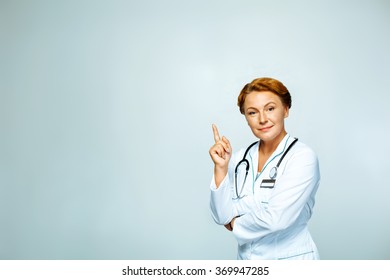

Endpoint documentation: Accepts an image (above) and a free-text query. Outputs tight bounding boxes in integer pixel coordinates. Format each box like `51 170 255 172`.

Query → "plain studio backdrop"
1 0 389 259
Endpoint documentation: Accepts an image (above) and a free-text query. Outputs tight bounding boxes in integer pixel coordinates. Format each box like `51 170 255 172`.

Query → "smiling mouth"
259 126 273 132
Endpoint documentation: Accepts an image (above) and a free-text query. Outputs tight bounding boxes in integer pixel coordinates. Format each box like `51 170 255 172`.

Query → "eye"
267 107 275 112
248 111 256 116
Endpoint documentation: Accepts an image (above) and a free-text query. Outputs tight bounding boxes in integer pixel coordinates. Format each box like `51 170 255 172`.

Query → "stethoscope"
233 137 298 200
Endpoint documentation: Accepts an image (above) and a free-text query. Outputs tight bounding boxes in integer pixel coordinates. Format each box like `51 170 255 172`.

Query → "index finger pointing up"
212 124 221 143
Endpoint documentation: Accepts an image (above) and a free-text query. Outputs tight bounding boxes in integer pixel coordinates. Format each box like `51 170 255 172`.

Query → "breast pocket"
256 179 276 209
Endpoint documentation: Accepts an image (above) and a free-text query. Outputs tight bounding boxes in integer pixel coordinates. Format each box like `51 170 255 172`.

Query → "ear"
284 107 289 118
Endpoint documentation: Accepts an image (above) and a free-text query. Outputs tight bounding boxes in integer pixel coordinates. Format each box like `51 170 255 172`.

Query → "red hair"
237 77 291 114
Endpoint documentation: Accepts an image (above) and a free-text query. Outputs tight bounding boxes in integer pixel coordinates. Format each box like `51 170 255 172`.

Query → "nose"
258 110 268 125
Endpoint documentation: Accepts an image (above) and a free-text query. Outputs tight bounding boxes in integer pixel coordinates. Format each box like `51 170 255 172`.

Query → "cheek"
270 112 286 124
246 117 257 126
246 120 257 130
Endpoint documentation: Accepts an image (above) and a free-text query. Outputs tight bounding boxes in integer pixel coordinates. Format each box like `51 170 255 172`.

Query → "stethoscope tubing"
234 137 298 199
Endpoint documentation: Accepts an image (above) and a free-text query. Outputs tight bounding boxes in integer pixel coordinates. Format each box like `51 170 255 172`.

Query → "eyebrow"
246 102 276 111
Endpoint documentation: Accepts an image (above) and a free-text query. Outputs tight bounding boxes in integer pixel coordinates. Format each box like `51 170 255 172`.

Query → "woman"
209 77 320 260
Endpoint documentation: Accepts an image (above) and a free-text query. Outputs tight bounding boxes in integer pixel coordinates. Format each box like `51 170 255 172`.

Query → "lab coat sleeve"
209 156 239 225
232 147 320 246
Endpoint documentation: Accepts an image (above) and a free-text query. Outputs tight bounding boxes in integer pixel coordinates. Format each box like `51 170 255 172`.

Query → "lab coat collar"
250 133 293 174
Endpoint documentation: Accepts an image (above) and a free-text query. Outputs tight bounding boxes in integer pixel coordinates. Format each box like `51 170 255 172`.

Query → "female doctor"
209 77 320 260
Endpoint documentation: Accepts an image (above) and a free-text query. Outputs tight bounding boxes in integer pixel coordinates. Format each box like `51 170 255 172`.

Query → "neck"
259 130 287 155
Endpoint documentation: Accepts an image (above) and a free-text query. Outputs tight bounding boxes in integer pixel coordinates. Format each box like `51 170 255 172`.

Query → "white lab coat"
210 134 320 260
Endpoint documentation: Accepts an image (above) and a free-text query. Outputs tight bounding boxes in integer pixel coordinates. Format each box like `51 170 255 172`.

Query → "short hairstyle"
237 77 291 114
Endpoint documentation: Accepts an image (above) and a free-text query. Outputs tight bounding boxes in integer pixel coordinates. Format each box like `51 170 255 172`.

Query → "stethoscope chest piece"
269 166 277 180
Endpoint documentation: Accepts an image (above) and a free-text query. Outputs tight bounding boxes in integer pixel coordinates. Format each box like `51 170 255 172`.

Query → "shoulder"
235 141 258 157
280 139 320 179
290 140 319 164
230 141 259 165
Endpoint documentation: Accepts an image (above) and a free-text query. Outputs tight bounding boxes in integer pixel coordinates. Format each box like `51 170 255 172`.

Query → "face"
243 91 289 143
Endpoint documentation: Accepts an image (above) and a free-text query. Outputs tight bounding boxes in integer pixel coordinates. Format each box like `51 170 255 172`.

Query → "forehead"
244 91 282 107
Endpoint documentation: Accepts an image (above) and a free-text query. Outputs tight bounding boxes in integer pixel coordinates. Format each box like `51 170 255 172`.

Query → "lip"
259 126 273 132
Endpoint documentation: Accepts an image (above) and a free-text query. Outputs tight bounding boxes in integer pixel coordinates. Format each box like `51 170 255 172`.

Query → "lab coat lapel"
258 134 291 174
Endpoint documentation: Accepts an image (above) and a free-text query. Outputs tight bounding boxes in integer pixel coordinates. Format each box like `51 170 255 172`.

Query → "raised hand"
209 124 232 187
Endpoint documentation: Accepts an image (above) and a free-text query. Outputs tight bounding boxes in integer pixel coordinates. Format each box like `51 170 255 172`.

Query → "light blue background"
1 0 389 259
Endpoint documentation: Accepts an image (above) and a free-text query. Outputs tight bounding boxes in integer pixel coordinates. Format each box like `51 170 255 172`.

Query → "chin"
258 135 276 142
255 131 282 143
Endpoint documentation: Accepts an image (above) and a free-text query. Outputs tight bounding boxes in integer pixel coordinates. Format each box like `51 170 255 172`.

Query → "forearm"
214 165 228 188
210 174 237 225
